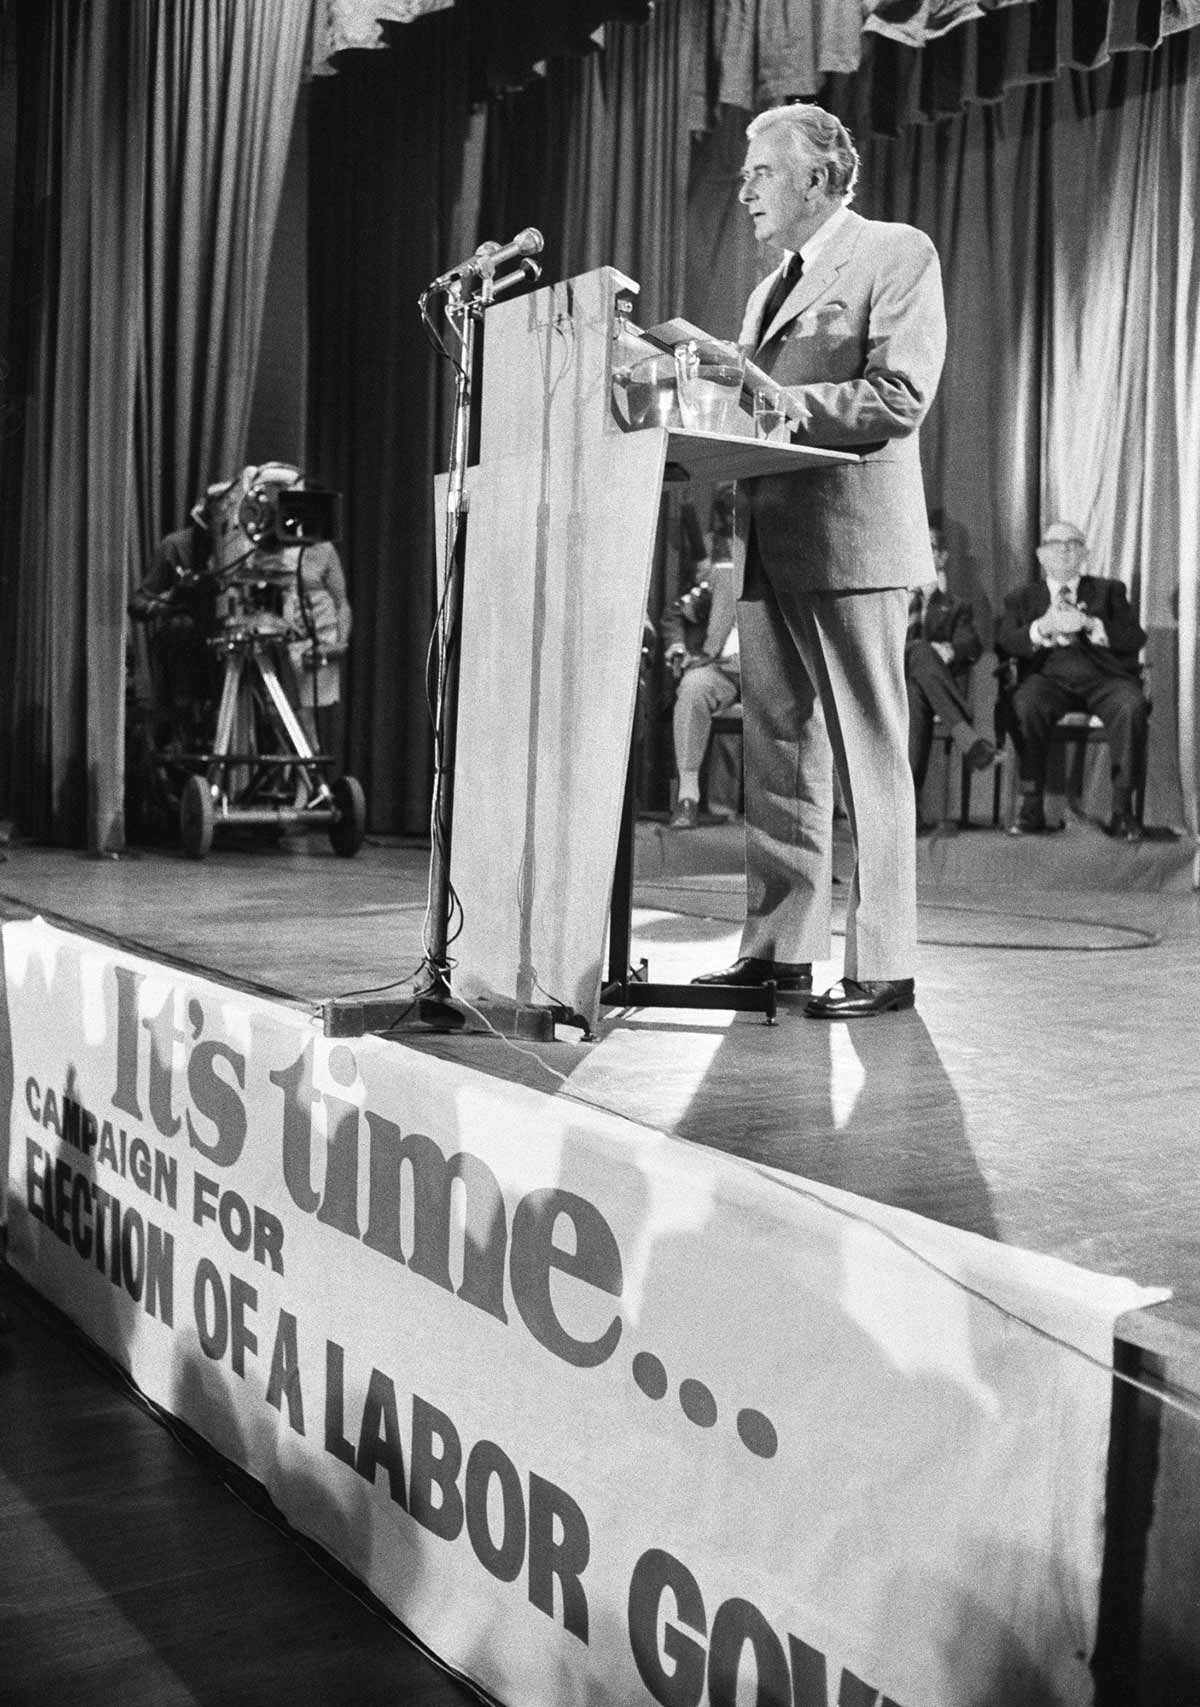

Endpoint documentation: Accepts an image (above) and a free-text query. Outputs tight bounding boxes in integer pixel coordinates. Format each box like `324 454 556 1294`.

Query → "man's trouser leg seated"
1079 673 1148 820
670 662 740 827
1011 655 1147 832
906 642 986 791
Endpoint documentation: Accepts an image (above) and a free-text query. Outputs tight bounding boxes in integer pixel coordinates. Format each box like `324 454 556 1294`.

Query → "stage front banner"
0 918 1167 1707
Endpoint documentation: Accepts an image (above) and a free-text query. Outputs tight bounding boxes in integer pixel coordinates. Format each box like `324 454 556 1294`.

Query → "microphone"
428 228 544 292
490 258 542 299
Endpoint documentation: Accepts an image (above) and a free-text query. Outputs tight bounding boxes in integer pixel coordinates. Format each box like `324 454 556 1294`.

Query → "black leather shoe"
692 956 812 993
966 737 997 771
1108 809 1142 842
804 978 915 1019
668 798 698 830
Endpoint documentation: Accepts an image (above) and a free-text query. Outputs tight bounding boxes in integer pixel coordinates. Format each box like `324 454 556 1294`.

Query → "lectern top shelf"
616 310 863 482
663 427 859 484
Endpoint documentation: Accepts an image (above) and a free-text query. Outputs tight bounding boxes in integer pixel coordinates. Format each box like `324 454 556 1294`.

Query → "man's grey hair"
746 104 860 204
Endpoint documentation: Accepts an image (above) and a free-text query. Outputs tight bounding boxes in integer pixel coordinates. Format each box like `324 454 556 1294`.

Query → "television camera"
135 463 366 859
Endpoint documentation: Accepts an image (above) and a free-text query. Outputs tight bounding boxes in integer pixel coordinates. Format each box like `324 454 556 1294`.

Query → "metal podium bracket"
602 740 778 1028
599 961 778 1025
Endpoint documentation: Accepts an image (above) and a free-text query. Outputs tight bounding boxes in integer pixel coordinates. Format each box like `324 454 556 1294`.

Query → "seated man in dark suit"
907 520 994 827
995 519 1148 840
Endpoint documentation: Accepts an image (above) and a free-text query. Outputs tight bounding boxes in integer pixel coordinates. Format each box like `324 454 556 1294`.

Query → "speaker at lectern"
443 265 852 1030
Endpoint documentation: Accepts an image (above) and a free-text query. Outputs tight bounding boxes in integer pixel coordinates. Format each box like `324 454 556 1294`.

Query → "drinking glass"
753 389 789 443
673 340 745 433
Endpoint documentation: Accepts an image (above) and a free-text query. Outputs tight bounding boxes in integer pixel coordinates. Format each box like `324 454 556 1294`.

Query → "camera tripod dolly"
178 603 366 860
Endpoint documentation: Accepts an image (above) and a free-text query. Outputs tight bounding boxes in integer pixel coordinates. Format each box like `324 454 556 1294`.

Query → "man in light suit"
693 103 946 1018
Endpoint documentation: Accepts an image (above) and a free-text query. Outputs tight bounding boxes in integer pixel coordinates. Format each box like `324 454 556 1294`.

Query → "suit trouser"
906 642 977 789
737 572 916 981
673 661 741 771
1012 653 1148 812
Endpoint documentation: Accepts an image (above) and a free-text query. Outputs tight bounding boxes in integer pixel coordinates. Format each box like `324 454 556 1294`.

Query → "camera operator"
283 538 352 756
128 486 225 738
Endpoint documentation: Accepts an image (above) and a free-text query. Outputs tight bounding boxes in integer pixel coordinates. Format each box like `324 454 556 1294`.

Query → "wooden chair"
916 660 985 829
991 658 1150 826
929 714 982 828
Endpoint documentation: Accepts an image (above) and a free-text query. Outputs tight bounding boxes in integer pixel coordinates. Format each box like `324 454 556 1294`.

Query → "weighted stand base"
322 993 592 1042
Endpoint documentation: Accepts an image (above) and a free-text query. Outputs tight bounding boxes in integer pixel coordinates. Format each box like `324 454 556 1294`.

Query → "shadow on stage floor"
0 814 1196 1300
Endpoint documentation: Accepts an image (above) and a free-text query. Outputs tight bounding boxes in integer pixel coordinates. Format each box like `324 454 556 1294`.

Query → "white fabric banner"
0 918 1167 1707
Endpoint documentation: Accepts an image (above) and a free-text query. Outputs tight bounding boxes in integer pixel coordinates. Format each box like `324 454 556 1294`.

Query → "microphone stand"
324 257 576 1042
419 273 481 1026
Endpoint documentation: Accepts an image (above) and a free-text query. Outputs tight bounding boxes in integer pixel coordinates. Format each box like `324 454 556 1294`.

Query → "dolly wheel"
180 775 215 859
329 775 367 857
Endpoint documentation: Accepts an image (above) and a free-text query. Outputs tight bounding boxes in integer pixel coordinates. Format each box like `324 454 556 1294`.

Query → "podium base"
600 961 779 1025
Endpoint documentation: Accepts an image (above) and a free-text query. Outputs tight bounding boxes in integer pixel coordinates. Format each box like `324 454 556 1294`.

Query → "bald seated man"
994 520 1148 841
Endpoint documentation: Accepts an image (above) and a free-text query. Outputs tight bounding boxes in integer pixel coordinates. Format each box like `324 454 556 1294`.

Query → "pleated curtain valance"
697 0 1200 133
310 0 656 94
308 0 454 76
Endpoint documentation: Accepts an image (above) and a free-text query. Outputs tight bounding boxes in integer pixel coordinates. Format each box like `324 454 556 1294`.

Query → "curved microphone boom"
428 228 544 293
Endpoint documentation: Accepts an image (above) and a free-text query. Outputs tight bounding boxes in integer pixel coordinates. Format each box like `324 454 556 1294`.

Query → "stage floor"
1 817 1197 1302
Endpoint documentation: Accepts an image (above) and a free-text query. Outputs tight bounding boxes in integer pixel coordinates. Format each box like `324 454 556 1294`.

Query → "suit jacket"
908 588 981 676
994 577 1145 682
734 209 946 594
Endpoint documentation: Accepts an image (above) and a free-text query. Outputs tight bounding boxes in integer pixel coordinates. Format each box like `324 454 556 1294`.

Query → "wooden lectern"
445 265 854 1031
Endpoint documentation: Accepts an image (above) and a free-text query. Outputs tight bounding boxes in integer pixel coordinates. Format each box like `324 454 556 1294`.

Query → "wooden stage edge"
1 826 1196 1294
3 824 1200 1700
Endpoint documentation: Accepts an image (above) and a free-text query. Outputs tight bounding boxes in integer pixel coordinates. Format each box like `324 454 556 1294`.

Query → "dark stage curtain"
305 19 483 837
2 0 309 850
479 0 707 819
4 0 147 851
307 4 696 835
501 0 701 327
133 1 310 547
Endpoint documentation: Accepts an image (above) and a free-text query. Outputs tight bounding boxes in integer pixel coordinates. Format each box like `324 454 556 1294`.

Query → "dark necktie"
758 252 803 345
907 588 925 641
1054 581 1082 644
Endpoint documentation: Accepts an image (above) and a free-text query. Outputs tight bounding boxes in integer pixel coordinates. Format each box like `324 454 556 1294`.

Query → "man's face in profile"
739 131 809 252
